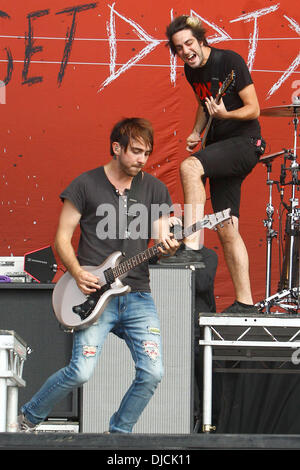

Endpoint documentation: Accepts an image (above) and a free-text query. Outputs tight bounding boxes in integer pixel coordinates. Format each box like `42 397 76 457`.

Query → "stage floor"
1 432 300 451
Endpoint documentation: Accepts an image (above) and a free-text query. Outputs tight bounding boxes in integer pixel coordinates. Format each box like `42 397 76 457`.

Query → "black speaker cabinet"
81 266 195 434
0 283 79 419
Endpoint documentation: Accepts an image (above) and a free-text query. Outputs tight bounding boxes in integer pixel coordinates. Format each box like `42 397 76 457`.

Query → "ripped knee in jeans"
82 345 97 358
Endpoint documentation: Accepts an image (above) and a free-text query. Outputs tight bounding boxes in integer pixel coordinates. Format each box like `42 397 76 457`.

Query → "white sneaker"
17 414 38 433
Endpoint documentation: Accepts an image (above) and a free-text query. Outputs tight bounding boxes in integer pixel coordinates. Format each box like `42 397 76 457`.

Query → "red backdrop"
0 0 299 310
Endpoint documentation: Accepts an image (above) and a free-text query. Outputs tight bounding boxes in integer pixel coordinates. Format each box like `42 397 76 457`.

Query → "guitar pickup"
104 267 115 285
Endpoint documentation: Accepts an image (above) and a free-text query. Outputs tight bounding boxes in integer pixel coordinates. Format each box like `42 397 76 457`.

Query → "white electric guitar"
52 209 231 330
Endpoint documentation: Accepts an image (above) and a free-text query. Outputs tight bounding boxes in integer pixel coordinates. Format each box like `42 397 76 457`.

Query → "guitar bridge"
72 285 109 320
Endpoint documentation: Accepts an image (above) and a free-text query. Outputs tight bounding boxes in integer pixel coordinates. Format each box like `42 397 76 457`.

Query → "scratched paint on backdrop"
0 0 299 309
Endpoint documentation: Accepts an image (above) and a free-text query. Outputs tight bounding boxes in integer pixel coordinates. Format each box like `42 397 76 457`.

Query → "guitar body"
52 209 231 331
52 251 130 330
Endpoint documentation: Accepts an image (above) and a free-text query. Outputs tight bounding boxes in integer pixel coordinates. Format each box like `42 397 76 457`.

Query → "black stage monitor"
24 246 57 283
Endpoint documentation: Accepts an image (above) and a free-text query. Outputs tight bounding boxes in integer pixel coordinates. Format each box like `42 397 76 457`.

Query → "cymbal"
259 150 285 164
261 104 300 117
259 148 299 164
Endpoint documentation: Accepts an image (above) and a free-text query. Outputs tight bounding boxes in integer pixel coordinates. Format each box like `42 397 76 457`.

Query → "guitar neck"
201 92 222 149
112 242 164 278
201 70 234 149
112 219 207 278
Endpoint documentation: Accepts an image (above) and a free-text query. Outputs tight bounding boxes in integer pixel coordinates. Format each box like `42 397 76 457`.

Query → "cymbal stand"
256 150 299 313
287 169 298 295
256 287 299 312
263 161 278 312
279 115 300 301
257 99 300 313
288 114 300 292
257 147 299 313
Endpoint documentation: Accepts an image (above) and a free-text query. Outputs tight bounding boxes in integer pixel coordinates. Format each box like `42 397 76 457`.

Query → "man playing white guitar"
18 117 180 433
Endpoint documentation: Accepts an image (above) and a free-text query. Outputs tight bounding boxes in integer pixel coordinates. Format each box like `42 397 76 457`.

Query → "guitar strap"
210 49 223 98
209 49 223 141
122 170 143 256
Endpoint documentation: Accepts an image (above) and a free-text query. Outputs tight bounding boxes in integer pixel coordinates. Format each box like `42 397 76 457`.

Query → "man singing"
166 15 265 313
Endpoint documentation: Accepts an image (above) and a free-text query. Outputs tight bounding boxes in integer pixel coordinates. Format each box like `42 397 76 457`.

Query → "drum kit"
256 99 300 314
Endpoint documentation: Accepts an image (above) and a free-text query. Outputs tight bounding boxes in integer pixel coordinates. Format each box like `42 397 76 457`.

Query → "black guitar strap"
209 49 223 142
210 49 223 98
122 171 143 256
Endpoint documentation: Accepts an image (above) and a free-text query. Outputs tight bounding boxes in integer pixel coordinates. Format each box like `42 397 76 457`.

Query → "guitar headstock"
203 209 232 230
217 70 235 98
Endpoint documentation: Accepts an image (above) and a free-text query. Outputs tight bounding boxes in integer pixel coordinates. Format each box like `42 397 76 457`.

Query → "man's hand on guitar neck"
158 234 181 258
153 216 181 258
205 96 228 119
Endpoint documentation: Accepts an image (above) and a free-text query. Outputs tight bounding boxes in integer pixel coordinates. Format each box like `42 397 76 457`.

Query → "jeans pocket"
136 291 151 299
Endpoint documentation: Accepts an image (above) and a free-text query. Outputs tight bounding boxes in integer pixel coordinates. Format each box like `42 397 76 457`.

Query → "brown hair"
166 15 208 55
110 117 154 156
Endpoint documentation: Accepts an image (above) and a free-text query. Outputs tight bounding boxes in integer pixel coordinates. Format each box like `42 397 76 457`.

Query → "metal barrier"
0 330 27 432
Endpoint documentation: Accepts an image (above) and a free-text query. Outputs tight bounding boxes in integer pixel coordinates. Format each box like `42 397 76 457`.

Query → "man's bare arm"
54 200 100 294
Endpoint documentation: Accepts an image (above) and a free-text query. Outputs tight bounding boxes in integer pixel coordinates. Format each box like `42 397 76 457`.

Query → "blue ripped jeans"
21 292 163 433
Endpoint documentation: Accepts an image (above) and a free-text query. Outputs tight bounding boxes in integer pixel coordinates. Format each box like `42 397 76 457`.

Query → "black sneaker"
158 244 205 267
222 300 260 314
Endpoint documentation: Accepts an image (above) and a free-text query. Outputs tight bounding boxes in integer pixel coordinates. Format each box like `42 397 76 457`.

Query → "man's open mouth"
186 53 196 62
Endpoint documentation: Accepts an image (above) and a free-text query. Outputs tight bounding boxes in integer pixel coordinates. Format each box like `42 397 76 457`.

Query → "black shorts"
192 136 260 218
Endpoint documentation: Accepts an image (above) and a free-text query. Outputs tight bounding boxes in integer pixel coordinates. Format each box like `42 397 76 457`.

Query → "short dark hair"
110 118 154 156
166 15 208 55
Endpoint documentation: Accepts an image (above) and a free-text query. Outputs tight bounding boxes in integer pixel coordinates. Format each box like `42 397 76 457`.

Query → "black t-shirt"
184 47 261 142
60 166 172 292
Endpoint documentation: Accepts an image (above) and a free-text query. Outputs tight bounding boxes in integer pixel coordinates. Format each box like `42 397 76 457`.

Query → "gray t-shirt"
60 166 172 292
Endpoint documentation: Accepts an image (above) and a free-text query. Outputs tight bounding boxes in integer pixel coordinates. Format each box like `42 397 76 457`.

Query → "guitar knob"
73 306 83 314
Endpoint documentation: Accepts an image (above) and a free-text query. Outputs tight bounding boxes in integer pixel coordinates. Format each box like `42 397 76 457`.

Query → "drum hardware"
262 156 279 308
257 150 300 313
256 286 299 312
257 101 300 313
259 149 295 312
